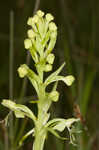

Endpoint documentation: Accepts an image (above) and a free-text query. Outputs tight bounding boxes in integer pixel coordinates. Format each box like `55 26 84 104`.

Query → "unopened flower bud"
64 75 75 86
49 22 57 31
27 29 35 38
44 64 52 72
27 17 33 26
37 10 44 17
18 64 28 78
46 53 55 64
46 13 54 22
50 31 57 38
32 15 39 23
24 39 32 49
49 91 59 102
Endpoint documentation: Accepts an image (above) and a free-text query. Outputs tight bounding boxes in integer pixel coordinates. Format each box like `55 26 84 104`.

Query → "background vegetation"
0 0 99 150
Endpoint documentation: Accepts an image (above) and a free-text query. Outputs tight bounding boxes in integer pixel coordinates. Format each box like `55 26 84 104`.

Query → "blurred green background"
0 0 99 150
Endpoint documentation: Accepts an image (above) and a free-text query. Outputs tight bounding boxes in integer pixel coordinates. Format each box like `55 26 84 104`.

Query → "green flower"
24 39 32 49
27 17 33 26
32 15 39 23
46 13 54 22
46 53 55 64
50 31 57 38
18 64 28 78
37 10 44 17
49 22 57 31
64 75 75 86
44 64 52 72
27 29 35 39
49 91 59 102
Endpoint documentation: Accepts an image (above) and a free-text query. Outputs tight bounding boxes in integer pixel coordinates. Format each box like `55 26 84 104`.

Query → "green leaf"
19 128 34 146
1 100 36 122
47 127 67 140
44 63 65 86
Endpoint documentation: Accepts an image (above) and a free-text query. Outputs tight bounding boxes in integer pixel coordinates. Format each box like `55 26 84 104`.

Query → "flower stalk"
2 10 80 150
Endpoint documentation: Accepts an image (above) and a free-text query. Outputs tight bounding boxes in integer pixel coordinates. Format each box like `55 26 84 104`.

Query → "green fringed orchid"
2 10 80 150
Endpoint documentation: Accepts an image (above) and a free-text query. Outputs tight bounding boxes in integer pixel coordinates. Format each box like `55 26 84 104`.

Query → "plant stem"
32 73 47 150
32 106 47 150
32 129 46 150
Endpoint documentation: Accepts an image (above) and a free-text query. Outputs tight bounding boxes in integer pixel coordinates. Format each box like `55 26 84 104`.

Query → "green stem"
32 108 46 150
32 78 47 150
32 129 46 150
